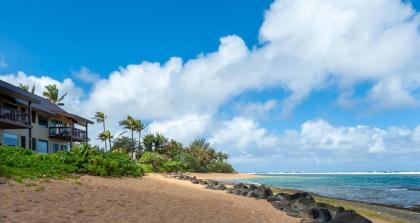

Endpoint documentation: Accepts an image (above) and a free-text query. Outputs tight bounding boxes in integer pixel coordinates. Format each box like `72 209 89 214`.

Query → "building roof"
0 80 93 125
0 80 41 104
32 97 94 125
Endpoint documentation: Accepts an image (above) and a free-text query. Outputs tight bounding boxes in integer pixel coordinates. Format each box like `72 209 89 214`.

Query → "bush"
207 161 235 173
162 160 187 172
138 152 167 172
138 163 153 173
0 144 143 180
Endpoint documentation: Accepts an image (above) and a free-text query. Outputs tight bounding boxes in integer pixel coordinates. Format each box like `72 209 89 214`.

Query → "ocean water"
231 173 420 208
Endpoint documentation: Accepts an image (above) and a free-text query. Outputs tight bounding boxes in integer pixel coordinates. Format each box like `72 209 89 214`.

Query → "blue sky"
1 0 420 172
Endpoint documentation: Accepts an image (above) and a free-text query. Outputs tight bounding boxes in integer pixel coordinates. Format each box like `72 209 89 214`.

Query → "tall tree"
134 120 146 153
18 83 35 93
98 130 113 150
119 115 138 157
42 84 67 106
93 112 109 150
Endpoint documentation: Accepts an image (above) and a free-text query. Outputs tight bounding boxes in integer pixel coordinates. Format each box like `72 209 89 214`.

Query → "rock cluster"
169 173 372 223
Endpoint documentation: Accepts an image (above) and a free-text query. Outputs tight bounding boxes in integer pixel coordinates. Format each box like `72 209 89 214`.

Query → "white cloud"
148 114 210 144
210 117 420 170
1 0 420 171
234 99 278 120
73 67 100 83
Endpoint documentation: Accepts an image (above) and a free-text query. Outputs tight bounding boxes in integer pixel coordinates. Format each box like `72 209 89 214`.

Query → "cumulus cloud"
210 117 420 171
73 67 101 83
1 0 420 171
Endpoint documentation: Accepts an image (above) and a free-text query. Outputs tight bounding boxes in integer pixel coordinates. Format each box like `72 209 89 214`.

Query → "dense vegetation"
92 112 235 173
113 135 235 173
0 144 143 180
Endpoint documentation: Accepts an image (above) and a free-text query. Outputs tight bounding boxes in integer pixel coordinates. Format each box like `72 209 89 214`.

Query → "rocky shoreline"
169 173 372 223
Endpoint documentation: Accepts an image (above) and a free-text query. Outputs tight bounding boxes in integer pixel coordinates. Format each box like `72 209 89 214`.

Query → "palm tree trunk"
131 130 135 159
138 130 142 154
103 122 107 151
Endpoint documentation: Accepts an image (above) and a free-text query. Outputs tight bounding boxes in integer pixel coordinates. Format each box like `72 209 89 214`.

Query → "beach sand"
0 174 299 223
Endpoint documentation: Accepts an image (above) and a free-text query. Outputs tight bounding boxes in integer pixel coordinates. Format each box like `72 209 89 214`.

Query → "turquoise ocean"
231 172 420 208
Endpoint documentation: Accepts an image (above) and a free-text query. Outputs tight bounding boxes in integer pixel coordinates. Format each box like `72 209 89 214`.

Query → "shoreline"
189 173 420 223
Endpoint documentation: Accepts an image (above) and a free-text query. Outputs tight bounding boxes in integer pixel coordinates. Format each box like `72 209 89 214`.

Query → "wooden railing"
49 126 87 141
0 106 30 126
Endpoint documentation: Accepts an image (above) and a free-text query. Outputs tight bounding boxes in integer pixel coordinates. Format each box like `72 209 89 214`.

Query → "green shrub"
207 161 235 173
138 152 167 172
162 160 187 172
138 163 153 173
0 144 143 180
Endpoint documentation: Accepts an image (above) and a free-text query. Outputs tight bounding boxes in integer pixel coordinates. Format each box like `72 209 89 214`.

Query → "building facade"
0 80 93 153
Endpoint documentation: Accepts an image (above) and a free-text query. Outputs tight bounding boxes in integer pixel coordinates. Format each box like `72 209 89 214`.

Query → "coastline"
1 173 419 223
197 173 420 223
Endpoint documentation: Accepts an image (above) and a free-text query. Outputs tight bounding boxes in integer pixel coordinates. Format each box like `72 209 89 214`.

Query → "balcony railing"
49 125 87 141
0 106 30 127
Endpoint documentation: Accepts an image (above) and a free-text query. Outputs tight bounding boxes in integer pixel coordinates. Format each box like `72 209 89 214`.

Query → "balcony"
49 125 87 142
0 106 30 129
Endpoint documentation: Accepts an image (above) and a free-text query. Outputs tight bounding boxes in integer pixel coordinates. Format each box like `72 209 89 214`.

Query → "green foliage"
207 161 235 173
138 138 235 173
162 160 187 172
142 133 168 153
138 152 167 172
112 136 137 153
0 144 143 180
138 163 153 173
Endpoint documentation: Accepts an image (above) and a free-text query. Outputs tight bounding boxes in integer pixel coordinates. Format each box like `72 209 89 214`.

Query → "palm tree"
93 112 109 150
134 119 146 153
42 84 67 106
98 130 113 151
18 83 35 93
119 115 137 157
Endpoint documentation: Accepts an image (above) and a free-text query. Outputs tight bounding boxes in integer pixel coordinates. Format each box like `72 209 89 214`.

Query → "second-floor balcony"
49 124 87 142
0 106 30 128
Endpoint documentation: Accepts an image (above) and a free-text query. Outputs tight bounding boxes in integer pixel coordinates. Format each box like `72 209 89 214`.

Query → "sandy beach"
0 174 299 223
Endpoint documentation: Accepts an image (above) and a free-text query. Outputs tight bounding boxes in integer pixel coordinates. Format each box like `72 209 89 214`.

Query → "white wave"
386 188 408 192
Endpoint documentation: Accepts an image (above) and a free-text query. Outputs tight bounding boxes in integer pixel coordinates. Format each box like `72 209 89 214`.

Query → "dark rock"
271 200 292 211
247 190 259 198
316 203 344 219
214 184 226 190
233 183 247 190
0 179 5 184
191 179 199 184
301 207 332 222
330 210 372 223
267 195 276 202
225 188 233 193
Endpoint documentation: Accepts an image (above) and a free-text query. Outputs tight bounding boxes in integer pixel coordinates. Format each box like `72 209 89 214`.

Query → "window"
32 138 36 151
20 136 26 148
38 116 48 127
37 140 48 153
53 144 60 153
32 111 36 123
60 144 68 151
4 133 18 147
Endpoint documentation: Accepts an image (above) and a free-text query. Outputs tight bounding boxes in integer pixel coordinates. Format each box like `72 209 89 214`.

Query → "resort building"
0 80 93 153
